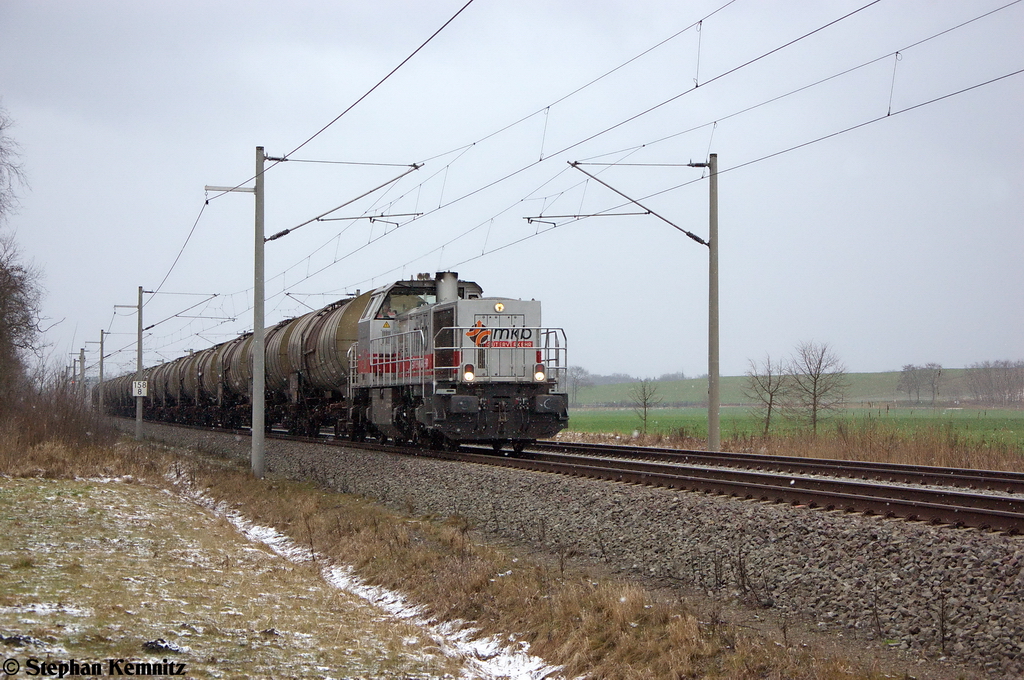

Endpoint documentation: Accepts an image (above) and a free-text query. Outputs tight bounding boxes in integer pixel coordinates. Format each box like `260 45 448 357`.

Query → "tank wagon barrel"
301 295 368 392
197 345 223 401
97 273 568 450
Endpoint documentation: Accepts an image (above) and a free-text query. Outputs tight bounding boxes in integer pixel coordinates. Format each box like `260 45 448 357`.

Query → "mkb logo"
466 321 491 347
466 321 534 348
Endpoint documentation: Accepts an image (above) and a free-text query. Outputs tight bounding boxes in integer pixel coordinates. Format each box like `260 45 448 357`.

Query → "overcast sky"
1 0 1021 380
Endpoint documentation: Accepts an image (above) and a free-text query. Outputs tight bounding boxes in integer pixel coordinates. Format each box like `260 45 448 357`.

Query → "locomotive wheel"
491 439 506 452
512 440 527 455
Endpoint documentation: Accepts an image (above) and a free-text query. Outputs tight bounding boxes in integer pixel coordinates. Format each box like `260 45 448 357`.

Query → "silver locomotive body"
97 273 568 450
351 272 568 449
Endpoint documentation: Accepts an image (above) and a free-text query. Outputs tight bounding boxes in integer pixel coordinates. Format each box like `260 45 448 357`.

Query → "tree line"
897 361 1023 406
0 104 39 419
962 360 1024 406
1 104 111 448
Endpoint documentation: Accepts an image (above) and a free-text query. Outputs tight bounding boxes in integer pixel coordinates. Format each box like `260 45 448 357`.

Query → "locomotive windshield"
363 278 484 321
375 292 436 319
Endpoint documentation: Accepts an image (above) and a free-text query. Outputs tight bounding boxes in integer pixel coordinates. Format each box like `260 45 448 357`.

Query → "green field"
572 370 969 407
566 405 1024 450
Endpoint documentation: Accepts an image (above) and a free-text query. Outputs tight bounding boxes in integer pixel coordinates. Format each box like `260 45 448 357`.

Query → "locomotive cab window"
375 292 436 319
362 293 386 321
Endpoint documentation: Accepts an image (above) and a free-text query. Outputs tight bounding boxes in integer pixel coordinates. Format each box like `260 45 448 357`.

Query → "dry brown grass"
1 431 914 679
737 424 1024 472
566 418 1024 473
1 377 117 450
0 475 463 678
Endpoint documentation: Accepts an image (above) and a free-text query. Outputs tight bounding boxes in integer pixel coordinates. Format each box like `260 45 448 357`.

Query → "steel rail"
447 447 1024 534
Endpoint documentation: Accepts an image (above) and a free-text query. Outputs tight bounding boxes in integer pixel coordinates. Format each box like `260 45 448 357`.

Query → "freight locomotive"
97 272 569 452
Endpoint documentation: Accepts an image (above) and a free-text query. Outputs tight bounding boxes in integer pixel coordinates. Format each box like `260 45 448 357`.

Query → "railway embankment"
127 419 1024 677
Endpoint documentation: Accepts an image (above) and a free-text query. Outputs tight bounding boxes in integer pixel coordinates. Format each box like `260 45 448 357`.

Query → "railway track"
448 443 1024 534
133 419 1024 534
530 440 1024 495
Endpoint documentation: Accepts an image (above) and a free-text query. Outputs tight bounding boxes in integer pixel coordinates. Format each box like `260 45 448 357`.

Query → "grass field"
573 370 969 407
567 405 1024 450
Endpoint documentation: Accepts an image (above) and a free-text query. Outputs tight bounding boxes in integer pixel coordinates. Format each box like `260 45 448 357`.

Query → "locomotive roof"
378 277 483 298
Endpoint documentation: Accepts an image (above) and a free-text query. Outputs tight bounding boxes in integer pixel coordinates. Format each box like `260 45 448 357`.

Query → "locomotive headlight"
533 363 546 381
463 364 476 382
494 302 504 313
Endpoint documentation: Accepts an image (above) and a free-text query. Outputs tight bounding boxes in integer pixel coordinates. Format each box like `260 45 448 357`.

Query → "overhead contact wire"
149 201 208 304
442 64 1024 274
284 0 476 160
147 0 1022 361
252 0 756 299
203 0 475 203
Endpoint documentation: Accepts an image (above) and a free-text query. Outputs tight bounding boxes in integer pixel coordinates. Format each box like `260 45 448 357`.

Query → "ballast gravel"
132 421 1024 677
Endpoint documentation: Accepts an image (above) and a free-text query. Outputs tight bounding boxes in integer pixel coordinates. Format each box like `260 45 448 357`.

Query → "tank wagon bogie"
96 273 568 451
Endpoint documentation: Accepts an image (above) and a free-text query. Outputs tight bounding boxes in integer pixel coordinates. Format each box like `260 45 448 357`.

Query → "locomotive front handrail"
432 326 567 386
350 328 428 390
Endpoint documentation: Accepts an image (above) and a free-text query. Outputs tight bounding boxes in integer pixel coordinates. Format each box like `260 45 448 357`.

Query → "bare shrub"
628 378 662 434
0 365 116 455
745 354 787 436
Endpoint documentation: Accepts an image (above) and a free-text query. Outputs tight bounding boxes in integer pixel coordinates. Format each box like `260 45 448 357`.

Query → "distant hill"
571 369 969 407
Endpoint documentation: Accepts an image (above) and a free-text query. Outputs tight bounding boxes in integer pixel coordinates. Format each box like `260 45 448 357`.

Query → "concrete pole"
98 330 105 412
136 285 144 441
252 146 266 479
707 154 720 452
96 329 104 409
79 348 86 401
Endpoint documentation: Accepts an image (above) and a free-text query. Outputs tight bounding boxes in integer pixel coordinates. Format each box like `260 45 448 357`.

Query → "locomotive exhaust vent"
436 271 458 303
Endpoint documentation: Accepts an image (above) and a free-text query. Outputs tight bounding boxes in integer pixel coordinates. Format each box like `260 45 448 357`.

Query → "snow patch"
170 475 567 679
0 603 93 617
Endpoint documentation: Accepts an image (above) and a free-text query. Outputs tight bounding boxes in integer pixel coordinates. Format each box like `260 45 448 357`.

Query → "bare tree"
0 110 40 417
965 360 1024 406
566 365 594 406
923 362 943 404
0 232 42 415
784 341 849 434
744 354 787 436
897 363 944 404
965 361 992 403
0 104 26 222
628 378 662 435
897 364 923 403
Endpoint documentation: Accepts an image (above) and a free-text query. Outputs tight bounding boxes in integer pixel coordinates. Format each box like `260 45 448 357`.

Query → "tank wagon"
97 273 568 451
